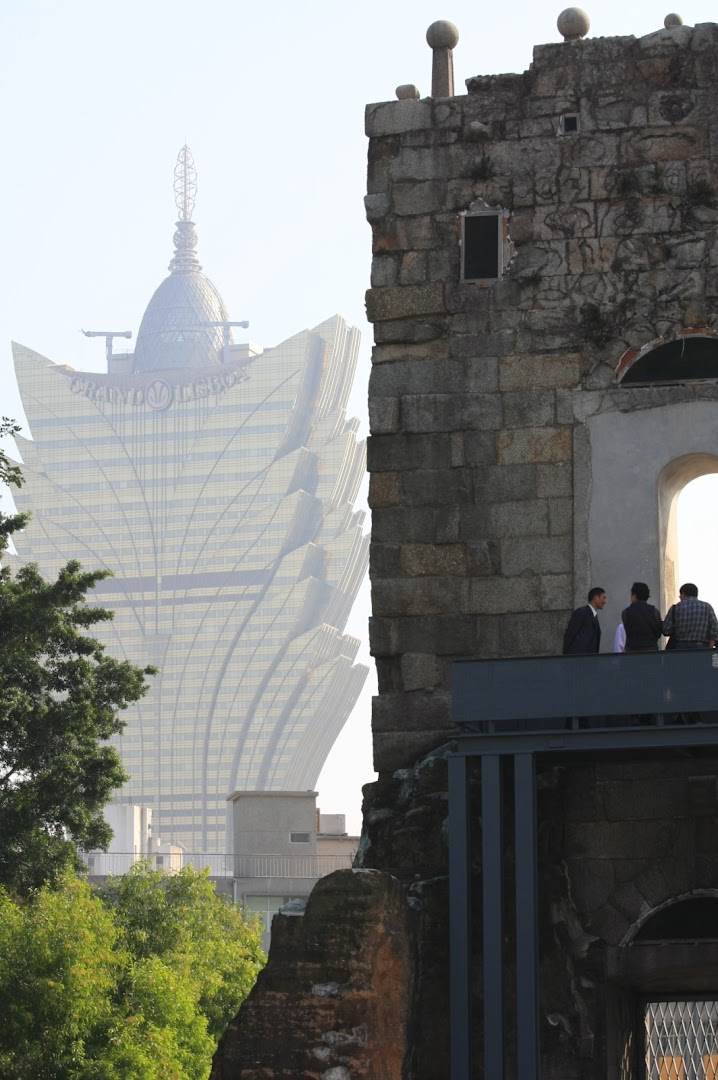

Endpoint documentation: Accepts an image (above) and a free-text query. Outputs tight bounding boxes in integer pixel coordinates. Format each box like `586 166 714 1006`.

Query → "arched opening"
584 405 718 645
675 475 718 615
612 895 718 1079
617 330 718 386
659 457 718 619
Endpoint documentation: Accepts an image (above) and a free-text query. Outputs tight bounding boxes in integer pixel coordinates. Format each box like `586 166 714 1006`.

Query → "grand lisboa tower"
8 148 369 854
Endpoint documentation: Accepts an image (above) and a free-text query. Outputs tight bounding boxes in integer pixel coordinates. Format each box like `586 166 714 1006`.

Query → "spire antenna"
169 145 201 274
173 145 197 222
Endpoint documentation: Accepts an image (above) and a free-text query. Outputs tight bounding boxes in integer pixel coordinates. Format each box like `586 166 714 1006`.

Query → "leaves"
0 869 265 1079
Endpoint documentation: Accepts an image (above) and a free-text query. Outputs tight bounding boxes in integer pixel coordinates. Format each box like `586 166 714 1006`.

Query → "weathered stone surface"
365 99 433 137
369 396 399 434
368 433 451 472
496 426 572 464
501 388 556 428
400 542 467 577
368 472 398 508
486 499 548 538
230 24 718 1080
400 652 441 690
401 392 501 432
467 575 541 614
366 283 447 322
499 353 582 390
392 180 446 216
210 871 412 1079
500 535 571 575
372 576 469 616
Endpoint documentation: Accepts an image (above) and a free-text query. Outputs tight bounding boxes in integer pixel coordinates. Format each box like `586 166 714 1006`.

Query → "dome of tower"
132 145 232 374
133 268 229 373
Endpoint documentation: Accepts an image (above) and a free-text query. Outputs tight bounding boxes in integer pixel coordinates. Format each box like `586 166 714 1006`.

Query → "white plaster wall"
585 402 718 650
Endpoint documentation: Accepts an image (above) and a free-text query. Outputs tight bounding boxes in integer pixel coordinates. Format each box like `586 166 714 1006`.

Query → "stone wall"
211 21 718 1080
366 21 718 772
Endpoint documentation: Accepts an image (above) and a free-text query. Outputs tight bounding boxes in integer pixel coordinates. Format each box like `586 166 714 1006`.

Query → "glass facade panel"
9 237 368 855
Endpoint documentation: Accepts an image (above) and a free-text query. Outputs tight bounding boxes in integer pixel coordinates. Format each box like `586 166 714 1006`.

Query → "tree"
0 868 265 1080
101 863 265 1043
0 418 156 892
0 874 119 1079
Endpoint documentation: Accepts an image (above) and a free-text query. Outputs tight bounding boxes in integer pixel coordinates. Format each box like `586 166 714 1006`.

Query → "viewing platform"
448 649 718 1080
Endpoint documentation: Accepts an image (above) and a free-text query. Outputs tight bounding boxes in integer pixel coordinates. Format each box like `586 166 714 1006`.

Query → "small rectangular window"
560 113 579 134
290 832 311 844
459 200 513 284
463 214 500 280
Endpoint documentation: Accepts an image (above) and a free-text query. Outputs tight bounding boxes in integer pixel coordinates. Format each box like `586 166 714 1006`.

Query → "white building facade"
8 149 368 855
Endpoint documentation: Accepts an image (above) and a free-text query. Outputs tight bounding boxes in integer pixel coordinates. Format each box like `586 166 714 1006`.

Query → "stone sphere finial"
426 20 460 49
557 7 591 40
664 12 683 26
396 84 421 101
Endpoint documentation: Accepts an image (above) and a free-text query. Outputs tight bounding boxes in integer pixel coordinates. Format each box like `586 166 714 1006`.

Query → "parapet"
366 13 718 139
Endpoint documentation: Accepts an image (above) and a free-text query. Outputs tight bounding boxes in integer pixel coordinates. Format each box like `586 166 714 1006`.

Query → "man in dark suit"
563 587 606 654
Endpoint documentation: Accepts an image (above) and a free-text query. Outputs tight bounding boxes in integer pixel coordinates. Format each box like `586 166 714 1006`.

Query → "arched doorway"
583 405 718 646
658 456 718 619
613 894 718 1079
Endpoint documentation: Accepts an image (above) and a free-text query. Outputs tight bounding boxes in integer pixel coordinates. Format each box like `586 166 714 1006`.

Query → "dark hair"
680 582 699 598
588 587 606 602
631 581 650 602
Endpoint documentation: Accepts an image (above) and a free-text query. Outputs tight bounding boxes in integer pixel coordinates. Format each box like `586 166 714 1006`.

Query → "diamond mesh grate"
645 1001 718 1079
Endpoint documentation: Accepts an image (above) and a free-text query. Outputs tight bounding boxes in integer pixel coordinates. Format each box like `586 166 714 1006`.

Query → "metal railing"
79 852 355 879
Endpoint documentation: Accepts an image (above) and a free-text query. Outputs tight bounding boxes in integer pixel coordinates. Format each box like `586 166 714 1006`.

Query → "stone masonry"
211 18 718 1080
366 19 718 775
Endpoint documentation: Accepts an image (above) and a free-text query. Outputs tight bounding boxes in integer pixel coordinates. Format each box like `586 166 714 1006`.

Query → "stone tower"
212 14 718 1080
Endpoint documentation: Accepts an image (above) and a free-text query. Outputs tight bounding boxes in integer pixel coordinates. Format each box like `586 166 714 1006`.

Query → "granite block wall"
365 21 718 773
211 21 718 1080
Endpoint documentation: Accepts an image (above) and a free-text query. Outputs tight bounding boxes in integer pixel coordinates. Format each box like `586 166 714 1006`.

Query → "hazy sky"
2 1 718 833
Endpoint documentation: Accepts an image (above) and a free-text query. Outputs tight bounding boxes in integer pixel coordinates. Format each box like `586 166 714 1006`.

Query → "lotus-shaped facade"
9 311 369 853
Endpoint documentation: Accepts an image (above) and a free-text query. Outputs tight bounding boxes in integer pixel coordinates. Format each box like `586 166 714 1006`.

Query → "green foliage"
0 419 156 893
102 864 265 1041
0 868 265 1079
0 875 119 1079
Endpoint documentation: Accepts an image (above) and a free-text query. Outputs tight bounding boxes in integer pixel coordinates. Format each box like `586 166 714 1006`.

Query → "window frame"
459 199 513 284
559 112 580 135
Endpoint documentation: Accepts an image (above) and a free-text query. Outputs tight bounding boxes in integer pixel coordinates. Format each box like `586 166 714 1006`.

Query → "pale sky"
2 1 718 833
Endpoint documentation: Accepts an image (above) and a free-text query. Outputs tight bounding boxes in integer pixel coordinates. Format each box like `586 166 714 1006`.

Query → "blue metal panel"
448 655 718 1080
482 755 504 1079
514 753 539 1080
453 651 718 728
449 755 472 1080
454 723 718 758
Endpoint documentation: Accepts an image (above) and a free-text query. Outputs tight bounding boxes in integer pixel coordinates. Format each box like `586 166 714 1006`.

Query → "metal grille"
645 1001 718 1079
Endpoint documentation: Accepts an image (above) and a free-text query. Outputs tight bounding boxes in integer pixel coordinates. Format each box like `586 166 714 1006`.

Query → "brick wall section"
366 24 718 772
210 869 413 1080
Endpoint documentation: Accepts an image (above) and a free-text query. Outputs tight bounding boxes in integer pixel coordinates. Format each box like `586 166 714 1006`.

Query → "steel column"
449 753 472 1080
482 754 504 1079
514 752 540 1080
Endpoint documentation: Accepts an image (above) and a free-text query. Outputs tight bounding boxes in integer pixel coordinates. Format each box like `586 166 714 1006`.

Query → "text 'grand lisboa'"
8 147 369 853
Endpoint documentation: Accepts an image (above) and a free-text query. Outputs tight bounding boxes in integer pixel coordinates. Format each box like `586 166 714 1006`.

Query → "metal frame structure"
448 651 718 1080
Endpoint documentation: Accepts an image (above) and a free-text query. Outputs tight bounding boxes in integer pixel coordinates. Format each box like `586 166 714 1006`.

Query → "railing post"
515 753 539 1080
482 754 504 1080
449 752 472 1080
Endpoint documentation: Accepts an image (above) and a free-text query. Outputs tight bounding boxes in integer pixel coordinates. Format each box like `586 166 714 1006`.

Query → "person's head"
588 587 607 610
631 582 650 603
679 583 699 599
